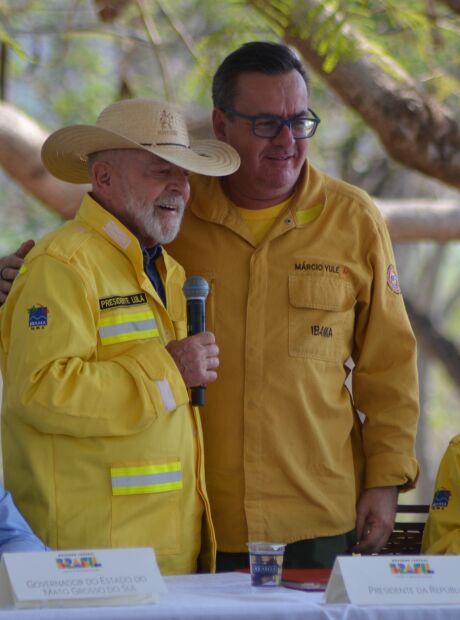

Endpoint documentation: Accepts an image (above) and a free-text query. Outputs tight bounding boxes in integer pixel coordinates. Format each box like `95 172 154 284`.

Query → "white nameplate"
325 555 460 606
0 547 166 608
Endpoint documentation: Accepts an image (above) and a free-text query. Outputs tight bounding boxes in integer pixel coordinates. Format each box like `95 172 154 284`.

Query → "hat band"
140 142 190 149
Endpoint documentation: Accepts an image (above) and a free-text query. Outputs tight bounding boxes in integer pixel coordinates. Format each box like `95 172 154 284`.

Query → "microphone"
182 276 210 406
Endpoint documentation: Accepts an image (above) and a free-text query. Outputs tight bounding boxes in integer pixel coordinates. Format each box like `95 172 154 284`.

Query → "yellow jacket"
422 435 460 554
169 163 420 551
0 194 215 574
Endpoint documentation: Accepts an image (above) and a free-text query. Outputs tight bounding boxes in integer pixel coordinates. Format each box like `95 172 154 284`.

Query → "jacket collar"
188 161 327 240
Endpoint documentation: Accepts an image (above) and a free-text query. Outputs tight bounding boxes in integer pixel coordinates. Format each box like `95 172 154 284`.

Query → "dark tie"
143 245 166 306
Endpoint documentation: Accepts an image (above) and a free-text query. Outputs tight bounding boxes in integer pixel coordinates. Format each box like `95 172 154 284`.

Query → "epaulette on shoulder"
323 171 372 205
323 172 383 224
41 222 93 264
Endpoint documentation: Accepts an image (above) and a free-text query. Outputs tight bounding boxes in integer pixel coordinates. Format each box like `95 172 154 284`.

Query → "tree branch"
376 199 460 241
135 0 175 102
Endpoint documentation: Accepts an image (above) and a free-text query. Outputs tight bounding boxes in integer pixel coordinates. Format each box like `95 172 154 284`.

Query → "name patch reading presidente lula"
99 293 148 310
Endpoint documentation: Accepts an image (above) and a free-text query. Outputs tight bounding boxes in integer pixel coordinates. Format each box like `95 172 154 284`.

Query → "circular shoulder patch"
387 264 401 294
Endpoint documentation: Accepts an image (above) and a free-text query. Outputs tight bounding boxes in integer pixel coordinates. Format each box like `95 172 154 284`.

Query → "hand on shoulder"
0 240 35 305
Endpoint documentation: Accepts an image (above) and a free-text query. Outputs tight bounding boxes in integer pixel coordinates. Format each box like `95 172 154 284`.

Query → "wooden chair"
378 504 430 555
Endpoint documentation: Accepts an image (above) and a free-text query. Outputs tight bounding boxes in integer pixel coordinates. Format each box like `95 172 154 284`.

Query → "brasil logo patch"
432 487 451 509
28 304 48 329
387 264 401 294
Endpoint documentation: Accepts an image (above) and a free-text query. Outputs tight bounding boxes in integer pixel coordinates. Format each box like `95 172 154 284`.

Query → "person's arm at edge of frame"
0 486 49 555
421 436 460 554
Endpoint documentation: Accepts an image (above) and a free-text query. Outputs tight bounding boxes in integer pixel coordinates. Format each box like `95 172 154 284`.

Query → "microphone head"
183 276 209 301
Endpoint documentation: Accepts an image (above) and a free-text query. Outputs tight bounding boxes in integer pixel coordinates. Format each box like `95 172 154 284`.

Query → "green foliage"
347 0 459 80
251 0 459 101
43 40 118 124
4 0 120 125
2 0 458 116
0 172 62 256
345 0 460 101
182 1 281 106
0 24 28 60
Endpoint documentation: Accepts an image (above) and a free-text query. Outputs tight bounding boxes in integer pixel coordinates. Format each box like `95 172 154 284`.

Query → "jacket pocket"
110 459 182 553
288 275 356 362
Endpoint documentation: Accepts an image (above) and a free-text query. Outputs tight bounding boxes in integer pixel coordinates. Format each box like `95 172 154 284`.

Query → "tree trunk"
0 102 87 219
405 297 460 391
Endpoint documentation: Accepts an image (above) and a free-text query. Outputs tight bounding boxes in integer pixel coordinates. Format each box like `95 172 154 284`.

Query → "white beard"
123 190 186 245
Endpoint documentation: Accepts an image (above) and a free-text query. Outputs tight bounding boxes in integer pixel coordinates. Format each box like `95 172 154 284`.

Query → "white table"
0 572 459 619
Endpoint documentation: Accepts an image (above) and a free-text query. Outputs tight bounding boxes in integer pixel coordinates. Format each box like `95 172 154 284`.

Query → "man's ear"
212 107 229 141
91 160 113 197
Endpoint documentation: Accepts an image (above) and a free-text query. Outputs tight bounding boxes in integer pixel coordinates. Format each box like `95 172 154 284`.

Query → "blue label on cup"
253 563 278 576
250 553 283 587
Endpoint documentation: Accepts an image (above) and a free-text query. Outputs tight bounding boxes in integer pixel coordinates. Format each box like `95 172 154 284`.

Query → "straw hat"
41 98 240 183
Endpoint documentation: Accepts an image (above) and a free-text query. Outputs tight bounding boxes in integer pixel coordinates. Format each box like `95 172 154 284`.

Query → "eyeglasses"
223 107 321 139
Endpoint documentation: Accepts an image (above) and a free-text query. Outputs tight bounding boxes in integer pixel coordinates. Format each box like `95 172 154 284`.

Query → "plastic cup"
247 541 286 588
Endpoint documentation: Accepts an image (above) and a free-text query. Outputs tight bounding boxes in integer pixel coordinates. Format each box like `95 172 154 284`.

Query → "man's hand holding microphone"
166 276 218 405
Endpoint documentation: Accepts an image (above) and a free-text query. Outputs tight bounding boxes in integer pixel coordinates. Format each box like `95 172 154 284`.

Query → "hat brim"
41 125 240 183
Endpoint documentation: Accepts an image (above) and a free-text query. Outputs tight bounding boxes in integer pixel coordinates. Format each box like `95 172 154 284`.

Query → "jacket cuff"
365 452 420 491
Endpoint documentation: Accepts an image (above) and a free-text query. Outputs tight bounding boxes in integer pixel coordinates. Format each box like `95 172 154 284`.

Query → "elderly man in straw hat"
0 98 239 575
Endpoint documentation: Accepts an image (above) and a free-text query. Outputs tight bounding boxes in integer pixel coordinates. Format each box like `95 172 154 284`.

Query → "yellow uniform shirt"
0 194 216 574
422 435 460 554
168 162 420 552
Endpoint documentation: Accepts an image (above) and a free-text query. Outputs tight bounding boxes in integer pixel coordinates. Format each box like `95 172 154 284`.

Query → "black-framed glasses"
223 107 321 139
